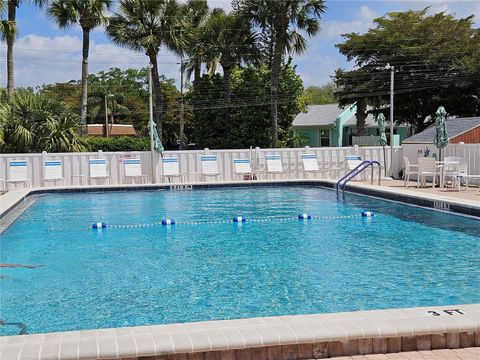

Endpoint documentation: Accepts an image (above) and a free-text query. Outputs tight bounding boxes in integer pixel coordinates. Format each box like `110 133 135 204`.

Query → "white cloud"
397 0 480 24
295 53 346 87
322 5 378 40
0 34 182 88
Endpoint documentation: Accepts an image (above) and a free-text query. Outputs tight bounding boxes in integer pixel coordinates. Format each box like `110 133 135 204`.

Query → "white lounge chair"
417 157 441 188
403 156 418 187
301 153 328 179
42 159 64 186
123 158 148 184
346 155 363 170
6 160 30 189
233 159 255 180
200 155 221 181
161 156 185 183
89 158 111 184
265 154 288 179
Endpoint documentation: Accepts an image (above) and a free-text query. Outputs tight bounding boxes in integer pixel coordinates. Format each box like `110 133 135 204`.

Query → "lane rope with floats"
92 210 375 230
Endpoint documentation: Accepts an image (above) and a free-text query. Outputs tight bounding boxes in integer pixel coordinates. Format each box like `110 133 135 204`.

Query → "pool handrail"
336 160 381 194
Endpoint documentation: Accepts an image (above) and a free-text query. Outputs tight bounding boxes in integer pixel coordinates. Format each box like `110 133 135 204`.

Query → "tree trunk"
355 99 368 136
149 54 163 141
6 1 16 103
270 35 283 148
193 60 201 92
223 65 231 103
80 27 90 130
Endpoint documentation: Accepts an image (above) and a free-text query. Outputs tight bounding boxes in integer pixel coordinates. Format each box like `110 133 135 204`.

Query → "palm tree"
106 0 184 140
3 1 48 103
201 10 260 103
181 0 210 90
48 0 112 128
0 90 87 152
239 0 326 147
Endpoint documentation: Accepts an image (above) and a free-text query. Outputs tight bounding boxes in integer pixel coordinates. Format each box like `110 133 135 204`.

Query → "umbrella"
377 113 388 177
149 120 164 153
433 106 448 160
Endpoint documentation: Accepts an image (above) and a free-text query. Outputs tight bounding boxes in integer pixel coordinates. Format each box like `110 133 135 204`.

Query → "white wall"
0 146 403 188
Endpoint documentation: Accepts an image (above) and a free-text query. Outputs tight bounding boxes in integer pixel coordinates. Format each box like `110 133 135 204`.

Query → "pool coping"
1 179 479 222
0 304 479 359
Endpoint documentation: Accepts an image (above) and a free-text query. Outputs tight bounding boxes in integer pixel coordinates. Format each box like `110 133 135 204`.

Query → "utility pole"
104 94 109 138
385 63 395 178
148 64 155 183
179 57 185 150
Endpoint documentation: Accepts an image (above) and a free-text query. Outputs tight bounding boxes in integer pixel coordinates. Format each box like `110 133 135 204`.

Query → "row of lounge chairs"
1 153 343 190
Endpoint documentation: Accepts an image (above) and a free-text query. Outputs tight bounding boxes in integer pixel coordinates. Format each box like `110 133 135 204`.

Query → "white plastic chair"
442 156 462 188
6 160 30 189
233 159 255 180
265 154 287 179
417 157 441 188
200 155 221 181
162 156 185 183
123 158 148 184
301 153 327 179
403 156 418 187
346 155 363 170
89 158 111 184
42 160 64 186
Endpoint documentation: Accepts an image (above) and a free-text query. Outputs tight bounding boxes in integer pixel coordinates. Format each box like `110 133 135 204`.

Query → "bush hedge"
84 136 150 152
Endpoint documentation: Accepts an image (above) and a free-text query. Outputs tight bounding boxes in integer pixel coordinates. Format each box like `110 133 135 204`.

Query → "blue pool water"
1 186 479 335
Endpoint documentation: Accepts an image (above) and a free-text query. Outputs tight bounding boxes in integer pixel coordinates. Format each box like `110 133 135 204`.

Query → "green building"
292 103 409 147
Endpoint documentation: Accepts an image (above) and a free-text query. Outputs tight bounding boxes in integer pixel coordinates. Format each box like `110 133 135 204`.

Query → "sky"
0 0 479 90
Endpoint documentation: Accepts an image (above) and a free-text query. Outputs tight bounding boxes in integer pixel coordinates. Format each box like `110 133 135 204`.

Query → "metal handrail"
336 161 371 193
336 160 381 194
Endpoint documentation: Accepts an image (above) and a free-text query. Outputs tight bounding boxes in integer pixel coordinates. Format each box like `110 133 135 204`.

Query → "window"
319 129 330 147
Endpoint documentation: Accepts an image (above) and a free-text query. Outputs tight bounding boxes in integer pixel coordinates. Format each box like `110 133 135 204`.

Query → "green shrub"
84 136 150 152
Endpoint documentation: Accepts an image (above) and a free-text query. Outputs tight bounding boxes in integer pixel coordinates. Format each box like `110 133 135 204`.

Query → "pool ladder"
336 160 381 194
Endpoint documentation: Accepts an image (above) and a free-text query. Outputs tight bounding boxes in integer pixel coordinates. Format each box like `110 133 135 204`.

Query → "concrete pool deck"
1 180 479 359
0 304 479 360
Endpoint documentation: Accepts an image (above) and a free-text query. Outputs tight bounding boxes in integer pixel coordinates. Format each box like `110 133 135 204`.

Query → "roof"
87 124 137 137
402 117 480 144
344 113 377 127
292 104 347 126
293 104 404 128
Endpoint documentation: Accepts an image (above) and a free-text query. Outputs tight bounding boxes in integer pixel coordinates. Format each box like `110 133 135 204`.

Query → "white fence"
401 143 480 185
0 146 403 189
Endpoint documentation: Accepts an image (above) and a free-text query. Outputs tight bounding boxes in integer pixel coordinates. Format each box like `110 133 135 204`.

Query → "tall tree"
355 99 368 136
181 0 210 90
106 0 184 140
48 0 112 128
3 1 48 103
334 9 480 132
201 9 260 103
239 0 326 147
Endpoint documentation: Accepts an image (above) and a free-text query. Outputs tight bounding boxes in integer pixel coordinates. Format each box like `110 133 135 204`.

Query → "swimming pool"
1 186 479 336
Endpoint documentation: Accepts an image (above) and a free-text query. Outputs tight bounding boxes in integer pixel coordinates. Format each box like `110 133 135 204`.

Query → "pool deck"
352 179 480 206
0 304 479 360
1 180 479 360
